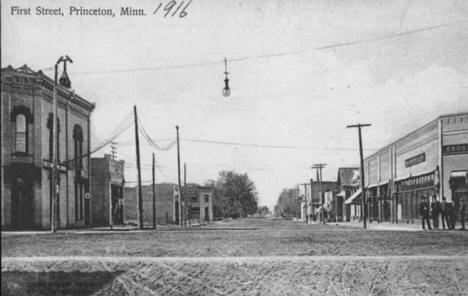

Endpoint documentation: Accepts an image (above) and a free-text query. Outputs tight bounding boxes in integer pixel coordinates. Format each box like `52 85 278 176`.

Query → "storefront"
363 113 468 224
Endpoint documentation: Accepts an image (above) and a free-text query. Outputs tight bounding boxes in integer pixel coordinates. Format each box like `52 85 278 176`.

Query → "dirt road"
2 219 468 295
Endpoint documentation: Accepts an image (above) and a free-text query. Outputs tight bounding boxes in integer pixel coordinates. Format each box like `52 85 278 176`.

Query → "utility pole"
51 62 59 233
51 55 73 233
347 123 371 229
309 178 314 222
301 183 309 224
152 152 156 230
111 141 117 160
134 106 143 230
176 125 182 226
312 164 326 225
184 162 188 226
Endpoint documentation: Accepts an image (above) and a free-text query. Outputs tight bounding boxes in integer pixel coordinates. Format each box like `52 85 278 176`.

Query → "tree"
256 206 271 216
274 188 301 218
213 171 258 218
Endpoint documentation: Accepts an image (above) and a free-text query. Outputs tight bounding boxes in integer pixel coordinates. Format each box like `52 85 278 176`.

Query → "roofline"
1 65 95 111
364 112 468 161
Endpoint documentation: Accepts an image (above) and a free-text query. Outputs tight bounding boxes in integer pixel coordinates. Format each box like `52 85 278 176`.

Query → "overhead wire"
182 138 378 151
64 111 133 164
38 20 466 75
138 119 177 151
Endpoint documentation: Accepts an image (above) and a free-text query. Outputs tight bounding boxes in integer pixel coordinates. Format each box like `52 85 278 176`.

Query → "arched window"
47 114 60 162
11 105 32 154
15 114 27 153
73 125 83 168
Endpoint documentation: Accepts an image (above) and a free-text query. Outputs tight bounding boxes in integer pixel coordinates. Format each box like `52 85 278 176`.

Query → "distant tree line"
212 171 258 218
274 188 301 218
256 206 271 216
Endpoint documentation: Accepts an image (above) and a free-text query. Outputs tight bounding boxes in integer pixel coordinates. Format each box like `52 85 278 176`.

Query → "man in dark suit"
446 201 456 230
459 199 466 230
419 195 431 230
451 200 459 230
430 195 440 229
440 197 450 230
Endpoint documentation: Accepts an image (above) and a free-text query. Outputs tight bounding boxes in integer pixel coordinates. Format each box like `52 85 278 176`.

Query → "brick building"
183 184 214 224
361 112 468 224
124 183 179 225
1 65 95 229
124 183 213 226
91 154 125 227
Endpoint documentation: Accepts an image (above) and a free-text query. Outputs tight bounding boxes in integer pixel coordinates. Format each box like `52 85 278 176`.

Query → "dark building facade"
91 154 125 227
1 65 95 229
124 183 179 225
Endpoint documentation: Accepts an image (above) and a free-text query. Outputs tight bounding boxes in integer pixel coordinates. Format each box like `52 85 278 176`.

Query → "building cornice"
1 65 95 112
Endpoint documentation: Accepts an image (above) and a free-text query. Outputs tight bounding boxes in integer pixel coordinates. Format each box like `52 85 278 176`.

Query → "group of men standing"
419 195 466 230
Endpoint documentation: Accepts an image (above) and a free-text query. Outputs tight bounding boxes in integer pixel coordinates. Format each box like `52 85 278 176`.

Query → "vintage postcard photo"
1 0 468 295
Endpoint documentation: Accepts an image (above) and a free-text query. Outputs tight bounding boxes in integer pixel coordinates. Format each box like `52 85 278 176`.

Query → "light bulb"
222 87 231 97
222 77 230 97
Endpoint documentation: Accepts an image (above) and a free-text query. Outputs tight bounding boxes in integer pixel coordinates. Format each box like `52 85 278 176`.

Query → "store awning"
450 171 468 179
345 189 361 205
449 171 468 188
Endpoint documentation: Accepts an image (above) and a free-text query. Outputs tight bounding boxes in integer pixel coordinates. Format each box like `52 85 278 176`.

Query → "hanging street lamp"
222 57 231 97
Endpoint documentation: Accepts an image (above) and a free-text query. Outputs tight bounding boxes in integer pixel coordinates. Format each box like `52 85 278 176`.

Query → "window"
47 114 60 162
15 114 27 152
204 194 209 203
192 196 198 203
73 125 83 168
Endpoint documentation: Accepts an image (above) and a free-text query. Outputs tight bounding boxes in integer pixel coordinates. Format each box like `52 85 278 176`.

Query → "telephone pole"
111 141 117 160
152 152 156 229
347 123 371 229
51 55 73 233
312 164 326 224
300 183 309 224
51 62 59 233
134 106 144 229
176 126 182 226
184 162 188 226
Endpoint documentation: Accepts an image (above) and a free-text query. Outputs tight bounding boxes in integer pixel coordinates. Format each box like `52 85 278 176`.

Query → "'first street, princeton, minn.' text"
10 6 151 17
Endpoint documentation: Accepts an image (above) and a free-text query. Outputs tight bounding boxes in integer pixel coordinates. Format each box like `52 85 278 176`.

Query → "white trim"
345 189 361 205
394 169 435 183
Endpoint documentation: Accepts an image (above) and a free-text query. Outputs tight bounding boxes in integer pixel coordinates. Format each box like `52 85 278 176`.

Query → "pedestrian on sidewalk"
450 201 458 230
459 199 466 230
440 197 450 230
430 195 440 229
419 195 431 230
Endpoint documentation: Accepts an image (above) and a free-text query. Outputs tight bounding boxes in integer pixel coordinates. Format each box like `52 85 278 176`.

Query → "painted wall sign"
443 144 468 155
405 153 426 167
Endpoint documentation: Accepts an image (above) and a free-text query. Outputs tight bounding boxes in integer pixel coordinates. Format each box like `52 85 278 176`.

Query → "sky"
2 0 468 210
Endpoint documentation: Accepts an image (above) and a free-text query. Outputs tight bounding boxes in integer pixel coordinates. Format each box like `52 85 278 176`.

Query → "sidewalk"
1 223 213 236
332 220 466 232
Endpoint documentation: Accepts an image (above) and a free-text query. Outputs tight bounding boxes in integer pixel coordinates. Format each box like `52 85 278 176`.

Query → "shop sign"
443 144 468 155
405 153 425 167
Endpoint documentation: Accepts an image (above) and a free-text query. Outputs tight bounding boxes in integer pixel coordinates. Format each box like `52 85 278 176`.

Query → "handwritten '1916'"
153 0 193 18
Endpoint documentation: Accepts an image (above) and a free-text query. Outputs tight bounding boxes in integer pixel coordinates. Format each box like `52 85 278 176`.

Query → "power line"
38 20 466 75
138 119 177 151
182 138 378 151
64 112 133 164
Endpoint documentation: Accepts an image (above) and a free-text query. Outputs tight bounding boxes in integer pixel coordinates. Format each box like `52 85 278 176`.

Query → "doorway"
11 177 34 229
